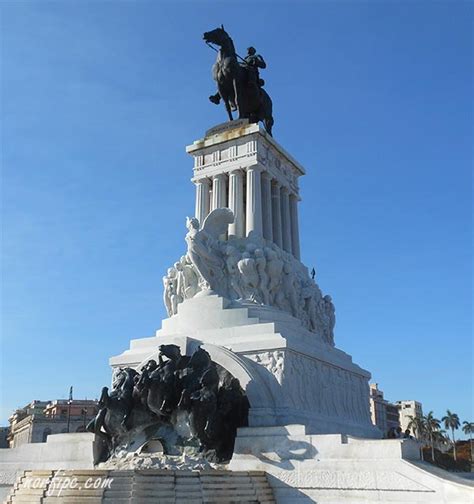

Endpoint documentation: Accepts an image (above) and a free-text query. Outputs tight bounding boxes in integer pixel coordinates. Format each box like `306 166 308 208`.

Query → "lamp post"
81 408 87 430
66 386 73 433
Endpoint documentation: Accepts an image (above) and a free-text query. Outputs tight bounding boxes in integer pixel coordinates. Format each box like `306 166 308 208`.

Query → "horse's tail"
259 89 274 136
264 117 274 137
260 89 273 115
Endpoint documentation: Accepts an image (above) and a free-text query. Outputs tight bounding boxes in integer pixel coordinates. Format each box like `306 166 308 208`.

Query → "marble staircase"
5 469 276 504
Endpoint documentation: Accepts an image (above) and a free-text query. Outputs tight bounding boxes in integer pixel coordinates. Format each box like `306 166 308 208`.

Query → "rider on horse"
242 46 266 89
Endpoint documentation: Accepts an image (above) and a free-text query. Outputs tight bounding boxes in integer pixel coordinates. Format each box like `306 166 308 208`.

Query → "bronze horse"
87 367 137 441
203 26 274 136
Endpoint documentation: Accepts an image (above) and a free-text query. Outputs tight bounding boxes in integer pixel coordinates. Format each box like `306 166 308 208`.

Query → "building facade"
369 383 388 434
7 399 98 448
0 427 9 448
396 400 423 434
369 383 401 437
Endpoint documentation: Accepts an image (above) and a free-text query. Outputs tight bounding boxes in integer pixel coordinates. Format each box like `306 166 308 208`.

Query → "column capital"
193 177 211 185
212 173 227 180
271 179 281 189
289 192 302 202
244 165 263 173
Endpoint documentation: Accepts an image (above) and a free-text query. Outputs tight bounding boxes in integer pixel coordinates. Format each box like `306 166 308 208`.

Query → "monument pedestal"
112 123 381 439
111 294 379 439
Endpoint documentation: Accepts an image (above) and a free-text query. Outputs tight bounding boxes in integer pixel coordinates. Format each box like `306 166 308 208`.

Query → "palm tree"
433 429 449 448
442 410 460 461
407 414 426 460
424 411 441 462
407 414 425 440
462 421 474 467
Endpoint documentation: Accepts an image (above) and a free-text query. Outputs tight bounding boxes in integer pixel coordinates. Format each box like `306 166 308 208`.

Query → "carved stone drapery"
163 211 336 345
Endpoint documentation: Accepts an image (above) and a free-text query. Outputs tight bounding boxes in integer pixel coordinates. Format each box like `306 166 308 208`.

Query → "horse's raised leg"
233 79 244 120
209 93 221 105
98 386 109 407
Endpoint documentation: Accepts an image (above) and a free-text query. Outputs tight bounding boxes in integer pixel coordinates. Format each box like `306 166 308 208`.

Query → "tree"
424 411 441 462
407 414 425 440
407 414 426 461
442 410 460 461
462 421 474 467
432 429 449 448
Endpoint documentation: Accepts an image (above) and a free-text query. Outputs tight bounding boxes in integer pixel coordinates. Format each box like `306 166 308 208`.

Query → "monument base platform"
111 294 380 439
229 425 473 503
3 429 472 504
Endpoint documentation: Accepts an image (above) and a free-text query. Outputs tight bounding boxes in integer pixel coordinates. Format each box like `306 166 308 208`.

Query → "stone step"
42 499 103 503
45 490 105 497
10 498 43 504
11 489 45 496
198 322 278 341
7 469 275 504
132 499 175 504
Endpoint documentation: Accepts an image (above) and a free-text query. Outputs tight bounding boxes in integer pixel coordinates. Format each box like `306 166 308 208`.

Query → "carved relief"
243 350 371 425
246 351 285 385
163 211 336 344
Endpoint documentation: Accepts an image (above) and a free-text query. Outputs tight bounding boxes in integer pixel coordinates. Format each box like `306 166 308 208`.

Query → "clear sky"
1 1 472 433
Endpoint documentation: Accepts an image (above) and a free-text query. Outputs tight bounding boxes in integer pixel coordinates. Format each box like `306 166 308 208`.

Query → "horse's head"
159 344 182 362
203 25 229 47
189 346 212 370
112 368 125 390
121 367 139 388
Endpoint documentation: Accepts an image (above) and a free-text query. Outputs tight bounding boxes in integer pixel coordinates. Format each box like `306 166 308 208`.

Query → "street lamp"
66 386 73 433
81 408 88 430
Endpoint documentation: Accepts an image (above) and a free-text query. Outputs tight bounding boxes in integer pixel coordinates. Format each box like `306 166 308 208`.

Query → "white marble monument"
4 122 472 504
111 121 380 439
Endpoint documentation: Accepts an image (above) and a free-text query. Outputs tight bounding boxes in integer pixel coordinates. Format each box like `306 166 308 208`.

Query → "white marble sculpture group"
163 208 335 346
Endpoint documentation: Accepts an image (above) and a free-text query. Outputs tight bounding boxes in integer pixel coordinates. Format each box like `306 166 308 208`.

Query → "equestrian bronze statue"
203 25 274 136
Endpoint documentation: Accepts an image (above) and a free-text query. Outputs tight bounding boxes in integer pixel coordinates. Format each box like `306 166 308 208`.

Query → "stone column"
211 173 227 210
261 171 273 241
280 186 292 254
195 178 210 225
271 181 283 248
228 170 245 238
289 194 301 260
245 167 263 237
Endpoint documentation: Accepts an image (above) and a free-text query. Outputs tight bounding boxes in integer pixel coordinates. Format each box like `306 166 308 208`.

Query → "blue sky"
1 1 472 433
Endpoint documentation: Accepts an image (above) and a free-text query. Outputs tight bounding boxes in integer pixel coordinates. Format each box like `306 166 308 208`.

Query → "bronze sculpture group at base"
87 345 249 463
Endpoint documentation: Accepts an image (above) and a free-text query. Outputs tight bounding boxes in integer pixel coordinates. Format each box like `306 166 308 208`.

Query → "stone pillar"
195 178 210 225
261 172 273 242
289 194 301 260
211 173 227 210
280 186 292 254
271 181 283 248
228 170 245 238
245 167 263 237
